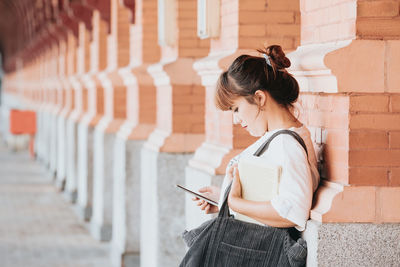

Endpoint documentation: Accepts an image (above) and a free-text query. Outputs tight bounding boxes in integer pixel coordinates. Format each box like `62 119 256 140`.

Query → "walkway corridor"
0 141 111 267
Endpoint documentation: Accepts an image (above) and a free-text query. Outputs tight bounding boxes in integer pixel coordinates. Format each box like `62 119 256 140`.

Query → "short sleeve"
269 135 313 231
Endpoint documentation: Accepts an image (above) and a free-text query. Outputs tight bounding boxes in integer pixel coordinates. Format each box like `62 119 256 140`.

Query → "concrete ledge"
303 220 400 266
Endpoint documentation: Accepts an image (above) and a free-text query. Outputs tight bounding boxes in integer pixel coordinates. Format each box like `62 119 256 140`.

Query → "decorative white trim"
193 49 236 86
287 40 352 93
189 142 230 175
147 60 173 87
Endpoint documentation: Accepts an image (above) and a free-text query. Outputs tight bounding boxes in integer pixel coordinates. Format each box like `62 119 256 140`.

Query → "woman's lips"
242 125 247 128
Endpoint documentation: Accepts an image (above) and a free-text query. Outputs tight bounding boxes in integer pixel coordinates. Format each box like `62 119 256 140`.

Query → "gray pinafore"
180 130 308 267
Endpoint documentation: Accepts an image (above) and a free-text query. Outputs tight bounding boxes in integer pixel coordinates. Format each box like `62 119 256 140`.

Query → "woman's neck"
266 106 302 132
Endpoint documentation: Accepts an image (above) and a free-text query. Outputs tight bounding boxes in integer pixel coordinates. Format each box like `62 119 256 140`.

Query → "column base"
91 118 119 242
41 107 52 167
49 111 59 175
62 190 77 204
122 253 140 267
76 116 97 222
90 221 112 242
185 141 240 230
5 134 30 151
55 178 66 191
55 113 68 189
73 204 92 222
46 169 57 182
35 108 45 161
303 220 400 266
65 116 79 201
111 250 140 267
140 146 190 267
111 137 143 267
184 165 224 230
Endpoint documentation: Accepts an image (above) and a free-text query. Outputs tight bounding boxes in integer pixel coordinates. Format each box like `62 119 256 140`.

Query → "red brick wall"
301 0 357 44
349 94 400 186
357 0 400 39
238 0 300 50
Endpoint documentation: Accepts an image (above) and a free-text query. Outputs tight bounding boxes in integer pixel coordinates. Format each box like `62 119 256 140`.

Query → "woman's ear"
254 90 267 108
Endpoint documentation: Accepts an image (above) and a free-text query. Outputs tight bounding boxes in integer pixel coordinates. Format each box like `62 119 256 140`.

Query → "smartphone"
176 184 219 206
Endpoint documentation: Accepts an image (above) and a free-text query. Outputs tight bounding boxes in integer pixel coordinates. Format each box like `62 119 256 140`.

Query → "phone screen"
176 184 219 206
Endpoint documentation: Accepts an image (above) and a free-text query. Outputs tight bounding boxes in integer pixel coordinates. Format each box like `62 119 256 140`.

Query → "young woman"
193 45 320 232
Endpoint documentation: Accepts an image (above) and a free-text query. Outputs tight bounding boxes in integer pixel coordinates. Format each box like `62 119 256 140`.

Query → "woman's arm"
228 166 296 228
228 198 295 228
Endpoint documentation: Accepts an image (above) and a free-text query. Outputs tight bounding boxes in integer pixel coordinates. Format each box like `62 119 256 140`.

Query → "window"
158 0 177 46
197 0 220 39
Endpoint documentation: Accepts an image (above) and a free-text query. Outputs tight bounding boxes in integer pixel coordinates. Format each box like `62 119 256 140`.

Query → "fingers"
197 199 209 211
200 201 207 209
205 204 210 214
198 186 210 193
193 198 218 214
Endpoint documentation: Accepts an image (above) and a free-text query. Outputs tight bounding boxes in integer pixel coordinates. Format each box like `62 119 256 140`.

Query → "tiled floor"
0 140 112 267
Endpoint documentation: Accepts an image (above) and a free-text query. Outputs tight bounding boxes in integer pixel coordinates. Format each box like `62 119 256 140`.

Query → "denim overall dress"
180 130 308 267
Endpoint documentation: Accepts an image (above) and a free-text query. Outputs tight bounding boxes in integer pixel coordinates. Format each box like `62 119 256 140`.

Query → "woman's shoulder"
240 125 311 161
266 126 310 160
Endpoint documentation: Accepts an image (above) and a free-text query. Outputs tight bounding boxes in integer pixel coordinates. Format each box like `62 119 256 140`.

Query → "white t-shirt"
218 125 320 231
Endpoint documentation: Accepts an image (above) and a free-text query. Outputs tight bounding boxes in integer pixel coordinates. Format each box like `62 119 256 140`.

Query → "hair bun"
265 45 291 70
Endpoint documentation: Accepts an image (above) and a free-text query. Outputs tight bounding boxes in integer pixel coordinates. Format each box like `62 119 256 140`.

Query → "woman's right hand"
192 186 220 214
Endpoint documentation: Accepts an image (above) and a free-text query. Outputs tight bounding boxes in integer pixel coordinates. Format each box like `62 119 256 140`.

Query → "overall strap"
218 129 308 218
218 181 233 218
253 129 308 157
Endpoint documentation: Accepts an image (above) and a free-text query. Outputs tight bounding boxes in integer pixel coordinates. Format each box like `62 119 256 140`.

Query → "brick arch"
0 0 59 72
70 3 94 31
122 0 135 23
86 0 111 28
0 0 30 71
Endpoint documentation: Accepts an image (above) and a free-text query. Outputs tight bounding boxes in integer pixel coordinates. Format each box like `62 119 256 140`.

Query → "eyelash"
233 107 238 112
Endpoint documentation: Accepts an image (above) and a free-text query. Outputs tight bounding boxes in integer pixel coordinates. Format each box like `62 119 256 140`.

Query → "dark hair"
215 45 299 111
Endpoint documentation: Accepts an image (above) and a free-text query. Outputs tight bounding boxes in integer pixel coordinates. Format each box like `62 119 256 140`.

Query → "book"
235 155 282 225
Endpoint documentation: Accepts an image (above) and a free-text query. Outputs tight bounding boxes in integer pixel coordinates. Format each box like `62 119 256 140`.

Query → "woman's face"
231 96 267 137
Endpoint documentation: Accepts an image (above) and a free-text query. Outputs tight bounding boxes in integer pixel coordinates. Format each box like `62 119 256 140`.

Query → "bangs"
214 72 238 111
